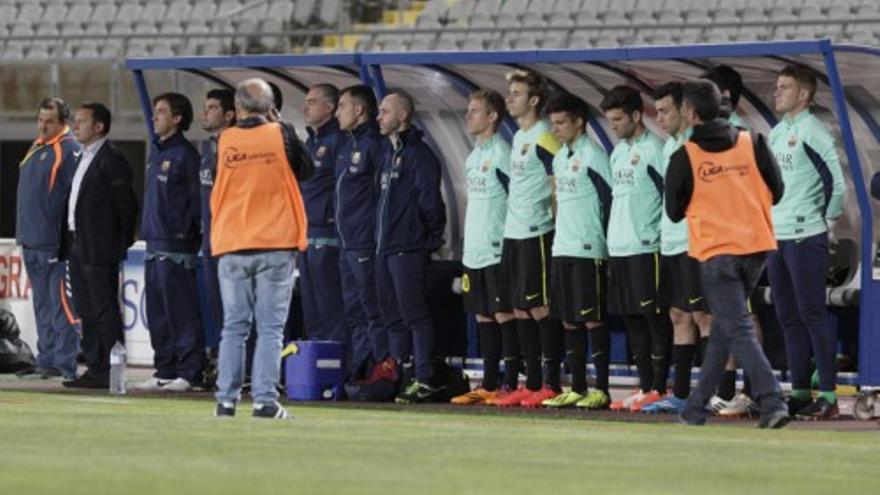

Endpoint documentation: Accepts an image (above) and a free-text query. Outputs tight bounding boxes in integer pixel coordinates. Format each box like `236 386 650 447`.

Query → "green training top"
504 120 562 239
552 134 612 259
769 110 845 240
607 129 665 257
463 133 511 269
729 112 749 130
660 127 693 256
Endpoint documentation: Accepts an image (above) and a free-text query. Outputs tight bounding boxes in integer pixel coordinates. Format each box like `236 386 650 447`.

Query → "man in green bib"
492 69 564 408
601 85 670 413
768 66 845 420
450 89 517 406
539 93 614 410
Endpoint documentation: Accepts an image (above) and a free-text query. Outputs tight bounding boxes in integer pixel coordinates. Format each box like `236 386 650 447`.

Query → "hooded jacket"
665 118 784 223
376 126 446 255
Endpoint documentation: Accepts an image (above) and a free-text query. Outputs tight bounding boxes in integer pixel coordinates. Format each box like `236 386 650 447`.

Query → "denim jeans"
683 253 786 423
215 250 296 406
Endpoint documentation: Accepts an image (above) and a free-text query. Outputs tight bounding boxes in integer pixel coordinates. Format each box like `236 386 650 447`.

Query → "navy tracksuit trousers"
767 232 837 392
145 257 204 382
375 251 434 382
340 249 389 375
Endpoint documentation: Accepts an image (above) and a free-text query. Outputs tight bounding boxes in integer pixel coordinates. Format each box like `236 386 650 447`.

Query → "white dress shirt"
68 137 107 231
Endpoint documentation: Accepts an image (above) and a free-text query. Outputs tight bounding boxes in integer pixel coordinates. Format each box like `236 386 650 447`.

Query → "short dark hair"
153 92 194 131
340 84 378 119
79 101 112 135
311 83 339 107
506 68 550 113
469 89 508 130
267 81 283 111
778 65 818 101
682 80 722 122
701 65 744 108
390 91 416 123
599 85 643 115
652 82 683 108
206 88 235 115
38 97 70 123
544 92 589 131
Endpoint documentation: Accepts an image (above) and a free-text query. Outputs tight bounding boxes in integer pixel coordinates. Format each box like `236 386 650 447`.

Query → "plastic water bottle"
109 341 127 395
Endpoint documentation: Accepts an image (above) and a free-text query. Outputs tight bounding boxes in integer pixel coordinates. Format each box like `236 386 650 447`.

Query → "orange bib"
210 122 308 256
684 131 776 261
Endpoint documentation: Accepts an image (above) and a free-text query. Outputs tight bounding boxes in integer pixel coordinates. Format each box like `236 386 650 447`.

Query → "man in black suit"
62 102 139 388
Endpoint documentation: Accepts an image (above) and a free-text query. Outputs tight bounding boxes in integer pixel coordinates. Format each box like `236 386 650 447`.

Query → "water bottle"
109 341 127 395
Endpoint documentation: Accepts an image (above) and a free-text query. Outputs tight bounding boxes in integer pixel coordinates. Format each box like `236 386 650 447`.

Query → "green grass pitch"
0 390 877 495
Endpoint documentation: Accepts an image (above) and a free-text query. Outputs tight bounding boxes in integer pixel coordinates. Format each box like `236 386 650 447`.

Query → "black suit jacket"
59 140 139 264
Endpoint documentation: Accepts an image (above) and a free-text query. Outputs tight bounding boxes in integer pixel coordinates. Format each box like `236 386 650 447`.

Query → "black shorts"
550 257 606 323
500 232 553 309
462 264 510 315
659 253 706 312
607 253 661 316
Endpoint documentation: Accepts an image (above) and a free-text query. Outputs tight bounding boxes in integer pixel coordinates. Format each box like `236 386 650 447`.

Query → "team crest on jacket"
395 156 402 166
571 159 581 172
161 160 171 172
520 143 529 156
351 151 361 164
788 135 797 147
316 146 327 158
40 151 48 161
481 159 491 172
630 152 640 166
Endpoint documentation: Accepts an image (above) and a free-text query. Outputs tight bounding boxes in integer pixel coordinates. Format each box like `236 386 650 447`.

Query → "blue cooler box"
285 340 344 401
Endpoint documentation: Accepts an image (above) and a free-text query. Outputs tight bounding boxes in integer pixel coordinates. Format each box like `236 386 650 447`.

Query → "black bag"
0 309 37 373
429 360 471 403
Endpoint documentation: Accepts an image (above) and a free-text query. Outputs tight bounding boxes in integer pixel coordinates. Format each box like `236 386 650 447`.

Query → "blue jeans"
215 250 296 406
683 253 786 423
23 248 79 378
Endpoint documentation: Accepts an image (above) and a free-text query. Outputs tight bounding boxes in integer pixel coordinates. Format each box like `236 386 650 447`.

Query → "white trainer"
707 395 734 415
162 378 192 392
132 377 173 391
718 393 757 417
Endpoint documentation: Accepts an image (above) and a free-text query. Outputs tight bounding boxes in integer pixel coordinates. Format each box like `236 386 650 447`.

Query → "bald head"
377 92 416 137
235 78 274 117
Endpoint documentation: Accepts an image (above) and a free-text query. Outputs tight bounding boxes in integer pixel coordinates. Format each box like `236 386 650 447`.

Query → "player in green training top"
539 93 614 410
450 89 517 406
492 69 564 408
768 66 845 421
702 64 749 130
600 85 670 413
640 82 712 415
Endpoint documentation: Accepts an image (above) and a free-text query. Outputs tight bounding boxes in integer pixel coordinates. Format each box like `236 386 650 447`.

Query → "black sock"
589 324 610 395
565 326 587 394
742 375 752 398
477 321 501 391
646 314 672 394
517 318 542 391
697 336 709 366
537 317 562 392
672 344 696 399
625 316 653 393
718 370 736 401
500 319 520 389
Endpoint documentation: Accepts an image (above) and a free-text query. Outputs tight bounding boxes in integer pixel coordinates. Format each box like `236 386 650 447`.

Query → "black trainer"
252 401 291 419
214 402 236 417
15 366 49 380
62 373 109 389
758 410 791 429
795 397 839 421
786 395 812 417
394 380 446 404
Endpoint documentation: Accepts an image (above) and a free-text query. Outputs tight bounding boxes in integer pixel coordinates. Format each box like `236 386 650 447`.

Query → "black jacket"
59 140 139 264
665 119 784 222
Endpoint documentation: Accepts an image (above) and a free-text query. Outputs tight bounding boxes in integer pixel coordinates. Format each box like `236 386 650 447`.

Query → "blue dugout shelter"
126 39 880 390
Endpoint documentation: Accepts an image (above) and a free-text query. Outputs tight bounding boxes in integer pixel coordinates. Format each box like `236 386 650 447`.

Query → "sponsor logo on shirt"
161 160 171 172
697 160 750 183
630 152 641 166
520 143 530 156
316 145 327 158
788 135 797 147
351 151 361 164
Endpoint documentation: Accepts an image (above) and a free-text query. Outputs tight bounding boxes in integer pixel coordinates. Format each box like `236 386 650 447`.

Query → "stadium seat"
434 36 459 50
66 1 93 25
543 29 569 48
445 1 474 26
593 34 619 47
165 1 193 22
0 3 17 27
108 20 133 36
825 5 853 19
468 12 494 28
115 3 143 24
134 21 159 35
408 35 435 51
140 2 167 23
27 43 52 60
460 36 486 50
75 42 100 59
547 12 575 26
99 43 123 59
191 0 218 20
568 30 592 48
0 43 25 61
573 11 604 27
89 0 116 24
15 1 43 25
317 0 343 26
292 0 317 26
